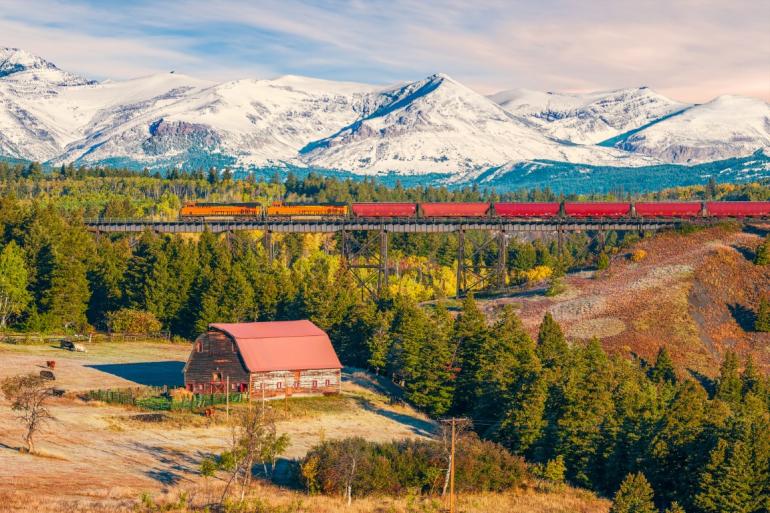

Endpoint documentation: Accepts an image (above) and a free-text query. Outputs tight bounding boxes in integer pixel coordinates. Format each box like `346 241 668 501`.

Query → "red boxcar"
351 203 417 217
494 202 561 218
420 202 491 217
564 202 631 218
635 202 702 217
706 201 770 217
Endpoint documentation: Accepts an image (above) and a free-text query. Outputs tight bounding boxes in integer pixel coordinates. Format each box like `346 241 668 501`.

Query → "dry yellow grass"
0 479 609 513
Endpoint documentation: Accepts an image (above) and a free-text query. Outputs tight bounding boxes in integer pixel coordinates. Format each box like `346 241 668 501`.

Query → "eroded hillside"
480 224 770 376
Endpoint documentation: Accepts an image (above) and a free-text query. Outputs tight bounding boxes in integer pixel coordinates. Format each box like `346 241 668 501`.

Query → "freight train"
179 201 770 221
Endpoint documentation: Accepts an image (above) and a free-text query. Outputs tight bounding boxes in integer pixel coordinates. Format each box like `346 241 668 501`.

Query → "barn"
183 320 342 397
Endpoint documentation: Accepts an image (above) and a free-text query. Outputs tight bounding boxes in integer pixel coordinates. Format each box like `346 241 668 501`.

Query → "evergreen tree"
610 472 656 513
649 347 677 385
556 338 615 487
597 252 610 270
716 351 743 404
451 294 490 414
664 502 685 513
754 236 769 265
755 297 770 333
536 312 569 369
482 306 547 454
740 355 763 398
0 241 31 329
694 438 755 513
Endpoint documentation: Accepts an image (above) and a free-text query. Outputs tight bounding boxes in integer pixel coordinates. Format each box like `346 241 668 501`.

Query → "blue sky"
1 0 768 101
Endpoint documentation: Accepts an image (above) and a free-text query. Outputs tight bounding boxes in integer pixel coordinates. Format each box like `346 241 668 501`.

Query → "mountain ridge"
1 47 769 185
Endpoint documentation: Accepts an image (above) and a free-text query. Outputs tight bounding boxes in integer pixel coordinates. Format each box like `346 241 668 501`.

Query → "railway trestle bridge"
84 217 722 298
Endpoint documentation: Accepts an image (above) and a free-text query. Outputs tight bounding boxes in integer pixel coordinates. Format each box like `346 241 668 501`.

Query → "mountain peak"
0 47 57 77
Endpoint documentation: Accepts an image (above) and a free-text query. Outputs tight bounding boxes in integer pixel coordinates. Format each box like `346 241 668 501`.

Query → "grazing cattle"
46 360 56 369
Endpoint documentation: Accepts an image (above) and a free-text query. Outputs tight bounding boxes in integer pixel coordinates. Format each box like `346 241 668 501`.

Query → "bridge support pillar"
456 229 465 298
378 229 389 295
341 229 389 300
262 230 274 263
497 230 508 289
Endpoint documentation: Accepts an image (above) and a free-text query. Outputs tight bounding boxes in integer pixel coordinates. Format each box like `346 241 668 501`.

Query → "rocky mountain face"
0 47 768 181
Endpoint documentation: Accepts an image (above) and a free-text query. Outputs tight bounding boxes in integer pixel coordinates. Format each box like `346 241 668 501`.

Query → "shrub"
630 249 647 262
755 237 770 265
518 265 553 284
756 298 770 333
106 308 162 335
300 434 526 498
597 252 610 270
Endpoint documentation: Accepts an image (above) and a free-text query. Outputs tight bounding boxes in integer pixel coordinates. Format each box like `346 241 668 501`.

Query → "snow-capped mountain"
490 87 689 144
300 74 656 175
0 47 768 181
608 95 770 163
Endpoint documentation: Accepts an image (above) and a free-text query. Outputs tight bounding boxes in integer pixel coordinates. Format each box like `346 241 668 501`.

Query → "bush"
518 265 553 284
106 308 162 335
300 434 526 498
630 249 647 262
597 252 610 270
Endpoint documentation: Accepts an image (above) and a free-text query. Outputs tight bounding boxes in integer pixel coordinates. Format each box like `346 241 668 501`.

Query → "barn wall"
184 331 250 392
251 368 341 397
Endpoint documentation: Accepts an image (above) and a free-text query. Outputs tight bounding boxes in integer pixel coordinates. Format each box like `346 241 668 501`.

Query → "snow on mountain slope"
1 47 768 178
0 47 98 160
54 75 378 167
490 87 689 145
610 95 770 163
300 74 657 176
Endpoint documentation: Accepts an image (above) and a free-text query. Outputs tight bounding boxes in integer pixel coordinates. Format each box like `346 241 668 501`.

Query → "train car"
564 202 631 218
634 202 703 217
420 202 491 218
266 202 348 218
179 202 262 220
494 202 561 218
706 201 770 217
351 203 418 218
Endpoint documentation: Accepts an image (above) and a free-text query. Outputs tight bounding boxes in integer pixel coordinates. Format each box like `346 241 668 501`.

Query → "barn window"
312 380 318 389
276 382 282 389
212 372 222 382
196 341 202 352
325 379 331 387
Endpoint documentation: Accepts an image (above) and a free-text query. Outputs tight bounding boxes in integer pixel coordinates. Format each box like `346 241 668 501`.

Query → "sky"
1 0 768 102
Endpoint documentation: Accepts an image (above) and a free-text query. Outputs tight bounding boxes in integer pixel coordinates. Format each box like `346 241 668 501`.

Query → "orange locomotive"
265 202 347 218
179 202 261 220
179 201 348 220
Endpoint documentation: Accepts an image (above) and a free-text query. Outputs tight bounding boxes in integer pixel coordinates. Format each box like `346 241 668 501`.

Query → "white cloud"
0 0 767 101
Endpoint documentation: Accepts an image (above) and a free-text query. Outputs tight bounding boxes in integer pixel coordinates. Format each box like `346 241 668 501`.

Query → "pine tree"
754 236 769 265
755 297 770 332
649 346 677 384
664 502 685 513
597 252 610 270
694 437 756 513
451 294 490 414
0 241 31 329
483 306 546 454
741 354 762 398
610 472 656 513
536 312 569 369
716 351 743 404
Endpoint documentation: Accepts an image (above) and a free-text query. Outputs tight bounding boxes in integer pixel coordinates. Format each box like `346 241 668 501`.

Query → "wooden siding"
184 331 250 393
184 331 342 397
251 368 341 398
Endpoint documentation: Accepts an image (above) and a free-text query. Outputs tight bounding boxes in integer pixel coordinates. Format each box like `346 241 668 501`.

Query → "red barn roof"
208 320 342 373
